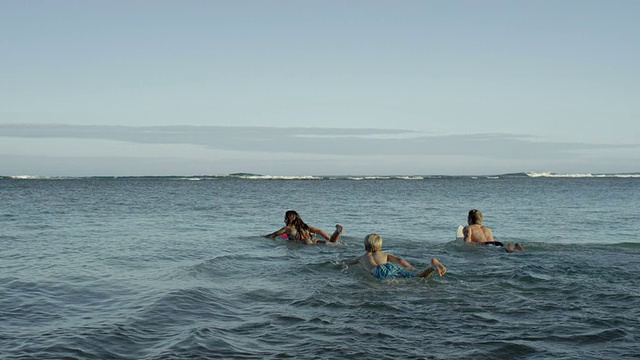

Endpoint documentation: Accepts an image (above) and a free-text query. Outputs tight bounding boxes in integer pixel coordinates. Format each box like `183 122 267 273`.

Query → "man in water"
463 209 523 252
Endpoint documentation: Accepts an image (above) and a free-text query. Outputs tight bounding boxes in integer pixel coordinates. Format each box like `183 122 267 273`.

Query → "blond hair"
364 233 382 252
468 209 483 225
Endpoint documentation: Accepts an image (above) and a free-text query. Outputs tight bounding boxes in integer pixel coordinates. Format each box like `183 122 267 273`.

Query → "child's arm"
344 256 361 266
387 254 415 269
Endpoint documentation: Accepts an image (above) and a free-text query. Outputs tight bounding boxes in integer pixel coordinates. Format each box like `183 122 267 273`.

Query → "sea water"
1 173 639 359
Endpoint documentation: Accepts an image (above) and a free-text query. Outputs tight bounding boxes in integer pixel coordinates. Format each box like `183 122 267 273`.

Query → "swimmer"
264 210 343 245
463 209 524 252
345 233 446 280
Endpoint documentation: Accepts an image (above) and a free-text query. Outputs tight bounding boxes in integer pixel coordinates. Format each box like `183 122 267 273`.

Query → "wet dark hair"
285 210 310 240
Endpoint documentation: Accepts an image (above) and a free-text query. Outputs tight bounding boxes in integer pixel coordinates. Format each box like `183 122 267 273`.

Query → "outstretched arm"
344 256 361 266
387 254 415 269
307 225 331 240
264 226 287 238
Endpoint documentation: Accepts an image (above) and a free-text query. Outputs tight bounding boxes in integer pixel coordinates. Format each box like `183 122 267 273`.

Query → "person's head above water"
364 233 382 252
284 210 309 231
284 210 300 224
468 209 483 225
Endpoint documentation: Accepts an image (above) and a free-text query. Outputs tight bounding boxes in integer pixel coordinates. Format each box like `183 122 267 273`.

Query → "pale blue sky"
1 1 639 176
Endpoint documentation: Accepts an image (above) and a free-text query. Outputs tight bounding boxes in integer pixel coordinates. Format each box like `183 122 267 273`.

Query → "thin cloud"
1 124 637 162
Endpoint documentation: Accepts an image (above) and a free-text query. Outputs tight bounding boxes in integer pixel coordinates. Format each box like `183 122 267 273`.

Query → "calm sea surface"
1 174 639 359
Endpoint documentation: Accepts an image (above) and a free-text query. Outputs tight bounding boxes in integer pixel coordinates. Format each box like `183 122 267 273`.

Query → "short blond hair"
364 233 382 252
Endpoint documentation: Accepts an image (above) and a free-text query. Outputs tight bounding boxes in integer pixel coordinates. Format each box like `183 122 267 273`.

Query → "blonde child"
345 234 446 280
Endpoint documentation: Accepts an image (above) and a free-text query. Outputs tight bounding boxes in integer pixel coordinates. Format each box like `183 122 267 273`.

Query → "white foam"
526 172 640 178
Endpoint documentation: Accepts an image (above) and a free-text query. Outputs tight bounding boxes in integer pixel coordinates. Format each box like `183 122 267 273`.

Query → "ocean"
1 173 639 359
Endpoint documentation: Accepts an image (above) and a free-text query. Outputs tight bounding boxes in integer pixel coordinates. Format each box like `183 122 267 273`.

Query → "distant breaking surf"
2 172 639 180
524 172 640 178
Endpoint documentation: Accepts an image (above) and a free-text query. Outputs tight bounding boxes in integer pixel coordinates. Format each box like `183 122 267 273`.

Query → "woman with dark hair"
264 210 343 245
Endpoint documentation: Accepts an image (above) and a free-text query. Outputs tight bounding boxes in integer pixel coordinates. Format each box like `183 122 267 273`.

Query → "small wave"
221 174 428 180
349 176 425 180
552 328 628 344
8 175 45 179
611 242 640 249
472 342 538 358
526 171 640 178
227 174 324 180
5 172 638 181
3 175 77 180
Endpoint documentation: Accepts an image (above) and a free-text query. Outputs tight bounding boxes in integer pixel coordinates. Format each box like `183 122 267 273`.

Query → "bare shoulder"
482 225 494 240
376 251 398 264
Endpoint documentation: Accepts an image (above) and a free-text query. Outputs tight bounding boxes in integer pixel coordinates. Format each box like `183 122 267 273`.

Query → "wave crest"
526 172 640 178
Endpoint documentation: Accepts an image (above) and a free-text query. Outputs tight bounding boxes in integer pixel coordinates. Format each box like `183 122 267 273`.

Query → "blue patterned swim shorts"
371 262 415 280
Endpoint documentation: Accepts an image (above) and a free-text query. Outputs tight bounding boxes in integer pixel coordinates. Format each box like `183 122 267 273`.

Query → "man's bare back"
463 209 524 252
463 224 494 243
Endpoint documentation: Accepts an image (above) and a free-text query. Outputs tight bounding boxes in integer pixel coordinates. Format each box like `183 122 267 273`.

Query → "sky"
1 0 639 176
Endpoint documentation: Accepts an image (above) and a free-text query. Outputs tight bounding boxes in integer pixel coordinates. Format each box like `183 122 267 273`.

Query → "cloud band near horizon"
1 123 636 158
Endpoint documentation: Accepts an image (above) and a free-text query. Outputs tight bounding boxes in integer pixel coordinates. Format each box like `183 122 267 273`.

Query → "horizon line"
3 171 640 180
